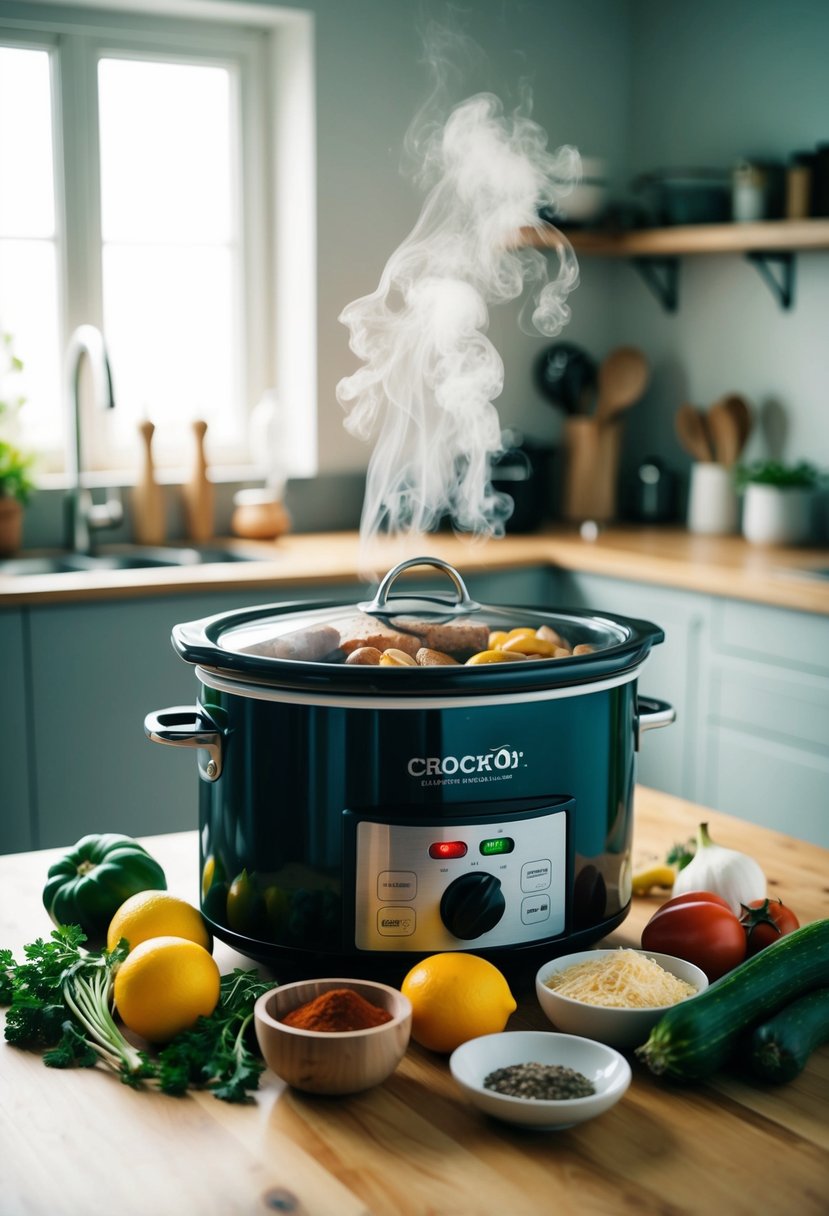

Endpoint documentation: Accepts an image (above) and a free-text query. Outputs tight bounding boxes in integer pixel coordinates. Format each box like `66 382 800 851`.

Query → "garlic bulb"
671 823 766 913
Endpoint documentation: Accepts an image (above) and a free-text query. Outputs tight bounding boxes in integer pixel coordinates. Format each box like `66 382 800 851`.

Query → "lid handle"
359 556 481 618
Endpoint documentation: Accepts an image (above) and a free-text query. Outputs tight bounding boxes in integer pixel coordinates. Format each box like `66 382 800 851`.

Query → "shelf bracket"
631 256 679 312
745 251 795 309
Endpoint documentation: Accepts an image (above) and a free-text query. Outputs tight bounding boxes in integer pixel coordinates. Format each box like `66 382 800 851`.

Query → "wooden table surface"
1 786 827 1216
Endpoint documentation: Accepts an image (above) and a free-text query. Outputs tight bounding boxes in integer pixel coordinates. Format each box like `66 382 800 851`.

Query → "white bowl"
254 978 412 1095
450 1030 631 1130
536 949 708 1050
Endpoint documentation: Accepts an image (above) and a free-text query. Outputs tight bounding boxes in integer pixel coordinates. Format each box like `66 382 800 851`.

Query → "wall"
273 0 829 534
617 0 829 511
302 0 630 476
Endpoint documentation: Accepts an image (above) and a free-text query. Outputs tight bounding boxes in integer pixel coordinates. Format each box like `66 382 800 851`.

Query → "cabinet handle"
144 705 223 781
636 696 676 749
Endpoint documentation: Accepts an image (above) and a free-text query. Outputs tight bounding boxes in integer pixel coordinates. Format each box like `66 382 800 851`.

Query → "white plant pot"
741 484 813 546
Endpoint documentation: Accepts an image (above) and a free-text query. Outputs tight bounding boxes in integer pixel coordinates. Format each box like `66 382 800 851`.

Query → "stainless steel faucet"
64 324 123 553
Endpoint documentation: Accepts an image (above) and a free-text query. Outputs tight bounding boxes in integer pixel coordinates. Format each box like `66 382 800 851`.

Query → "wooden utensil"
182 419 214 543
720 393 752 458
594 346 649 424
131 420 165 545
706 398 742 467
675 403 714 462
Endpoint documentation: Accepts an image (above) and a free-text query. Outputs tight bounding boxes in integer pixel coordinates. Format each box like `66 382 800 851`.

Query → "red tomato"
641 896 747 981
654 890 733 914
739 898 800 956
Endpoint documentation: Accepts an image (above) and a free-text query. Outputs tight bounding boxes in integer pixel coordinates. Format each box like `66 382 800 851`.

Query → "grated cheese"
544 949 697 1009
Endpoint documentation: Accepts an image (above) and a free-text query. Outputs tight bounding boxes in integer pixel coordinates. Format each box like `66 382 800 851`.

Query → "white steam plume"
337 83 580 566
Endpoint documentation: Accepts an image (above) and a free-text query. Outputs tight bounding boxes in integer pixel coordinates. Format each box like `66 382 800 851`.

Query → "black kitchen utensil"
534 342 597 415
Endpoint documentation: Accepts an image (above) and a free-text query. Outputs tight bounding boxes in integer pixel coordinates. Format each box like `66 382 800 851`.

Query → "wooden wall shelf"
520 218 829 311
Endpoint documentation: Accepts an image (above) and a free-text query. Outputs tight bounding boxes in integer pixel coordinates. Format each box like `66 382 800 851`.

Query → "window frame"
0 0 316 479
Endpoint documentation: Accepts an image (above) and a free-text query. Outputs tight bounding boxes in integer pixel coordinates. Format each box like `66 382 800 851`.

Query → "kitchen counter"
1 786 826 1216
1 526 828 613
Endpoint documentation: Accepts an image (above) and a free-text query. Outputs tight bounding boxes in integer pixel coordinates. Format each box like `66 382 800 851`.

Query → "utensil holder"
686 463 738 534
562 418 624 522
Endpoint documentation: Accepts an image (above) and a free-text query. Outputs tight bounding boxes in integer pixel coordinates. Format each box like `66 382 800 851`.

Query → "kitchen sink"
0 545 263 576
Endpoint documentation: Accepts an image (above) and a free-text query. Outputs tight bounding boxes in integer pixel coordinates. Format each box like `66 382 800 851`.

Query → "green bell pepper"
43 833 167 941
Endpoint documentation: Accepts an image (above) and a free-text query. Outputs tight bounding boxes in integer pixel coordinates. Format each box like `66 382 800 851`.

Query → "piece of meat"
337 613 420 657
241 624 341 662
390 615 490 656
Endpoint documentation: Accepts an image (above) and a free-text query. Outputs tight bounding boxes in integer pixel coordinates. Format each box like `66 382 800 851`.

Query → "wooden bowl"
254 978 412 1095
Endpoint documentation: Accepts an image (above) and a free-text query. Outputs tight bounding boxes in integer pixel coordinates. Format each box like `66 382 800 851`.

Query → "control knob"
440 871 505 940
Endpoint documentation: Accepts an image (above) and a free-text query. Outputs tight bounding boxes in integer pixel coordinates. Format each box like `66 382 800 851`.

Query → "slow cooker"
144 556 674 978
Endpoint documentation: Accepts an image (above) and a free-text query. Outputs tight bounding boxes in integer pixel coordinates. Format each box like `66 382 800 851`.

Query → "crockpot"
144 557 674 978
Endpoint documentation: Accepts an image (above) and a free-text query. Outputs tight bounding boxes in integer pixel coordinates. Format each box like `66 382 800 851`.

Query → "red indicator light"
429 841 468 860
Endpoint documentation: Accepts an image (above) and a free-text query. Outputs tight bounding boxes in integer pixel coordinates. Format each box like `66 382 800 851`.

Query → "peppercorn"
483 1061 595 1100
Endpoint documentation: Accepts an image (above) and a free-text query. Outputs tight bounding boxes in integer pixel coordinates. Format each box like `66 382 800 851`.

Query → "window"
0 2 315 477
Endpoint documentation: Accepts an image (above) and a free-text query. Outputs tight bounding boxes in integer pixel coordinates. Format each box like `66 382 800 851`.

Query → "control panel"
352 804 569 952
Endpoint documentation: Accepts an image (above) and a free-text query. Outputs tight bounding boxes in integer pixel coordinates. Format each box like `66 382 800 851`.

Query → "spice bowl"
254 978 412 1095
536 949 709 1050
450 1031 631 1130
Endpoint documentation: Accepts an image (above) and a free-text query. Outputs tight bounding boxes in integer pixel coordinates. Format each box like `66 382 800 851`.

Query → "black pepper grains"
483 1061 595 1100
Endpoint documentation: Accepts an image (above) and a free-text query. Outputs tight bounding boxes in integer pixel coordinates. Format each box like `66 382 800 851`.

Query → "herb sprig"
1 927 272 1103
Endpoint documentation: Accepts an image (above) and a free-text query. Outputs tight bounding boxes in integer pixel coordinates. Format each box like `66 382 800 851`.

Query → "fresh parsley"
1 927 272 1103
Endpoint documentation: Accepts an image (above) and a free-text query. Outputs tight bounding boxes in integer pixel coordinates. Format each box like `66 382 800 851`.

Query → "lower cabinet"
702 598 829 846
3 566 555 853
2 564 827 852
1 609 34 853
551 571 829 849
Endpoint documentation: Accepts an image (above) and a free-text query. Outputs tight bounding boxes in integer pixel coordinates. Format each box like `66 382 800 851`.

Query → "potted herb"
735 460 821 546
0 333 35 557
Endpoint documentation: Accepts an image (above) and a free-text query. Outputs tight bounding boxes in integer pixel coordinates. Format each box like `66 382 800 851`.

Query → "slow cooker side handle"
635 696 676 750
144 706 223 781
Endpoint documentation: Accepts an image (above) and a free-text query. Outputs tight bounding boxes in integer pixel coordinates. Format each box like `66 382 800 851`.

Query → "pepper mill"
131 420 165 545
182 419 214 543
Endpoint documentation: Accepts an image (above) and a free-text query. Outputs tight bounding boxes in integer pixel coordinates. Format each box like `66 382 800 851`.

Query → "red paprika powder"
282 987 393 1032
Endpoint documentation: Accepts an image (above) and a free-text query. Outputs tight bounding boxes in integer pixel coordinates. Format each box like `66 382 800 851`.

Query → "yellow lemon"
107 890 211 954
113 935 221 1043
401 952 517 1054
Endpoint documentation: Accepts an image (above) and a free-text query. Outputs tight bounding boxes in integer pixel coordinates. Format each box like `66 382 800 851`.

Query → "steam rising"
337 85 580 563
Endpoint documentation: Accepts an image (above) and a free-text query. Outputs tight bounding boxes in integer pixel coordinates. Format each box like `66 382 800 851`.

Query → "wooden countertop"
1 526 828 614
1 786 827 1216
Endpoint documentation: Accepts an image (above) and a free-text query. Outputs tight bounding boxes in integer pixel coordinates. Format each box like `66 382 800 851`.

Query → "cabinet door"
0 610 34 853
28 589 304 848
704 599 829 847
551 572 709 801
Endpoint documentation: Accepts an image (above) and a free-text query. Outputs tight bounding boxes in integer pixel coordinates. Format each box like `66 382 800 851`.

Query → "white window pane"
0 238 61 450
102 244 240 452
98 58 234 244
0 47 55 237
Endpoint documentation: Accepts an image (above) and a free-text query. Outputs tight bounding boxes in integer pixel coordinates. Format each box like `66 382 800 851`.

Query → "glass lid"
172 556 664 694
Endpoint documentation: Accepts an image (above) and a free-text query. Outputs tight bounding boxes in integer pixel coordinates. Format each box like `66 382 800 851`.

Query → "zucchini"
636 918 829 1081
746 987 829 1084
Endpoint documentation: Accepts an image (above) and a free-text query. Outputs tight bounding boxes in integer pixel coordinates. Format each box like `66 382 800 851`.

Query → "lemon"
401 952 517 1053
113 935 221 1043
107 890 211 954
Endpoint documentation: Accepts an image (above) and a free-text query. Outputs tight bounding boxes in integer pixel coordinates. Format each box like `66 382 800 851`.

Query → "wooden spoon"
675 403 714 462
719 393 752 459
594 347 649 424
707 399 742 467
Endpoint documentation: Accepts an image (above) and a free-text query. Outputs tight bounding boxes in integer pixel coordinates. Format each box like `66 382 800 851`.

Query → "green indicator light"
480 837 514 856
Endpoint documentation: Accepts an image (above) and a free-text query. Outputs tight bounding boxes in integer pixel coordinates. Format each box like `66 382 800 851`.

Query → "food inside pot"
242 614 596 668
